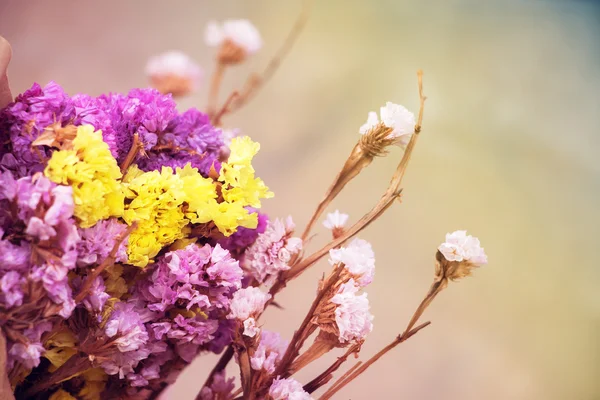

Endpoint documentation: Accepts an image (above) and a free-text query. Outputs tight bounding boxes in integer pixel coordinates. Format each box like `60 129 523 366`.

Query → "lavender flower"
250 330 289 374
7 321 53 370
242 217 302 286
199 370 235 400
77 218 130 266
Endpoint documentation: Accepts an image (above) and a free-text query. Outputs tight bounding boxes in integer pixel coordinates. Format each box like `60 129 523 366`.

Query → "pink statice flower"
322 210 349 231
228 287 271 337
359 102 415 147
205 19 262 55
250 330 289 374
328 238 375 287
268 377 313 400
438 230 488 266
330 280 374 344
199 370 235 400
243 217 302 286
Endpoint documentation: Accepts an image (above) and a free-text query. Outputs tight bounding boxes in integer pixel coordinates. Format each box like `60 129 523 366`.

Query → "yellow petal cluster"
78 368 108 400
44 125 124 228
43 328 77 372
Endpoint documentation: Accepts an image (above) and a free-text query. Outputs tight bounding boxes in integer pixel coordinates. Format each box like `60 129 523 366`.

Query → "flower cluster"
0 79 272 398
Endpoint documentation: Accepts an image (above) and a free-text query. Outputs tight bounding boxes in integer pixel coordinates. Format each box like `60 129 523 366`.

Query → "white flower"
269 377 313 400
331 280 373 343
323 210 349 230
243 317 260 337
328 238 375 287
205 19 262 54
250 330 289 373
438 230 488 266
145 51 202 86
228 287 271 321
359 102 415 146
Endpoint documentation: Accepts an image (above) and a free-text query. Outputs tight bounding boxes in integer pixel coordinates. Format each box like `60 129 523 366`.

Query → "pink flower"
322 210 349 230
328 238 375 287
250 330 289 373
268 377 312 400
438 230 488 266
243 217 302 286
228 287 271 337
330 280 373 343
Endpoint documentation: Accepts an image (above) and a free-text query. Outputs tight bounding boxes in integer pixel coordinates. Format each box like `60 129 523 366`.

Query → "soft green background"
1 0 598 399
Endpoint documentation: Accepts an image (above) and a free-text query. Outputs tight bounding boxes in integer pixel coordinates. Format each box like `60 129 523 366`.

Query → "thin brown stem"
207 62 226 119
120 133 144 173
195 345 235 400
303 343 361 394
212 91 240 127
225 0 313 118
319 322 431 400
75 223 136 303
23 354 91 397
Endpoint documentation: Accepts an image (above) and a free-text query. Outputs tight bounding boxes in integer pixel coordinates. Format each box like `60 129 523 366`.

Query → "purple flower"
138 108 224 177
77 219 129 266
105 302 150 352
199 370 235 400
0 82 75 177
7 321 53 369
72 93 119 158
0 271 25 308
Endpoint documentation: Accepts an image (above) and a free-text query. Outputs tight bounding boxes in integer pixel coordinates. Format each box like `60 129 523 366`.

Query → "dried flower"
328 238 375 287
199 370 235 400
330 280 374 343
205 19 262 64
250 330 289 374
268 377 313 400
322 210 349 231
359 102 415 148
146 51 203 97
228 287 271 337
243 217 302 285
436 230 488 281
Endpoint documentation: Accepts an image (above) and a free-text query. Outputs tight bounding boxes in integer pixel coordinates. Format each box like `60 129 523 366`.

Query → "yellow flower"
44 328 77 372
49 389 77 400
78 368 108 400
104 265 128 299
44 124 124 228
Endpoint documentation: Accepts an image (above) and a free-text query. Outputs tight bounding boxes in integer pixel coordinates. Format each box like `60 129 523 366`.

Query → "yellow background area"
1 0 598 399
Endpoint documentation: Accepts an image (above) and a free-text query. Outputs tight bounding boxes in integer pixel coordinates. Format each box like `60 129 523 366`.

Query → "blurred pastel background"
1 0 599 399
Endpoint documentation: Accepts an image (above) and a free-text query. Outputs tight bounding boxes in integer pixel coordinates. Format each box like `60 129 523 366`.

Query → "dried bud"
358 102 416 156
205 20 262 65
323 210 349 239
435 230 488 281
146 51 202 97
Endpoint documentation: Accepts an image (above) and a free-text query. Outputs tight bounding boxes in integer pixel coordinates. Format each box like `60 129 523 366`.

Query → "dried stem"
75 223 136 303
120 133 144 173
273 267 342 379
302 343 361 394
195 345 235 400
224 0 313 118
319 322 431 400
212 91 240 127
23 353 91 397
207 62 226 119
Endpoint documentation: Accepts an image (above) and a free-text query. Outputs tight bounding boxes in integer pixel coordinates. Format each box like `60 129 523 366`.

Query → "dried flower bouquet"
0 5 487 400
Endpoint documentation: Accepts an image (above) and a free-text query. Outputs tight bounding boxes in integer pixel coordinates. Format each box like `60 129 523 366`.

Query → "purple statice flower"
105 302 150 353
268 377 313 400
218 208 268 254
136 243 242 313
71 93 119 158
250 330 289 374
199 370 235 400
99 88 177 162
72 275 109 317
137 108 224 176
77 218 129 266
0 172 79 318
242 216 302 286
7 321 53 370
0 81 75 177
0 271 25 308
169 315 219 362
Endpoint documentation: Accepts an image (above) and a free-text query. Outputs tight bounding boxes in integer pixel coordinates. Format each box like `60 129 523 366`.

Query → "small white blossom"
359 102 416 146
228 287 271 321
438 230 488 266
269 377 313 400
204 19 262 54
243 317 260 338
250 330 288 373
323 210 349 230
328 238 375 287
145 51 202 88
331 280 373 343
